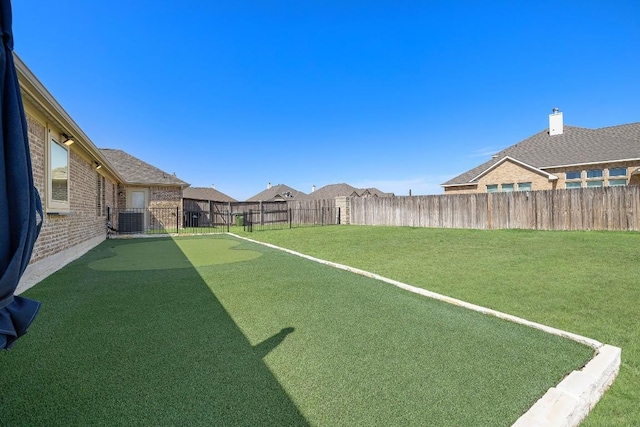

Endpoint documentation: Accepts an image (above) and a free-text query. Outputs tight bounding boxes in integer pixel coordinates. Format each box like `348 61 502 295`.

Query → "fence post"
176 206 179 234
338 207 341 224
289 208 292 229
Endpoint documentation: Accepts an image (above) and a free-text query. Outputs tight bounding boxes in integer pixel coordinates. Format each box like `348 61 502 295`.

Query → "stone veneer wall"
335 196 351 225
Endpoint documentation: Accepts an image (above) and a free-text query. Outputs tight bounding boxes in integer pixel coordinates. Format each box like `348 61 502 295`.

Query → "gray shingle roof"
443 122 640 186
183 187 237 202
306 183 394 199
359 187 395 197
307 183 359 199
246 184 307 202
99 149 188 186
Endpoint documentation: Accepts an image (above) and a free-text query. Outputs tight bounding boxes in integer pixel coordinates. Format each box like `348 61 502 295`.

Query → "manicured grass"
237 226 640 426
1 235 592 426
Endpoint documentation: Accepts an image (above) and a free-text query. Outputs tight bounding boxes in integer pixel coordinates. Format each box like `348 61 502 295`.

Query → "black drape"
0 0 42 350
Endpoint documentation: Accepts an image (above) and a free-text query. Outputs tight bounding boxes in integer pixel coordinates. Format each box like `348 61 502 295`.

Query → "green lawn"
237 226 639 426
0 235 592 426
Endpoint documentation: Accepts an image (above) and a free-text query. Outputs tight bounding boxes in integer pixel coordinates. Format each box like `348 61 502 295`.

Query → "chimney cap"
552 107 560 114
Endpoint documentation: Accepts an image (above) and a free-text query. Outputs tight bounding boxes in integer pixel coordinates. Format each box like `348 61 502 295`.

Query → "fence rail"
350 186 640 231
243 207 340 232
107 203 340 236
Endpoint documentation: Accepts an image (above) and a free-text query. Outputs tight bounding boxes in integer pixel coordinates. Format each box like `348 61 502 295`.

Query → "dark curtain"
0 0 42 350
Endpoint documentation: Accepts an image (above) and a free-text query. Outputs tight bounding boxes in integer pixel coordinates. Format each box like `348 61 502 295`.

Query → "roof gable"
307 183 394 199
183 187 237 202
470 156 558 183
99 149 188 187
246 184 307 202
443 122 640 187
308 183 358 199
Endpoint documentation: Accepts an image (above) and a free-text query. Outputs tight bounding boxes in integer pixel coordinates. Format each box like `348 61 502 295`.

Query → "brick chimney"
549 107 563 136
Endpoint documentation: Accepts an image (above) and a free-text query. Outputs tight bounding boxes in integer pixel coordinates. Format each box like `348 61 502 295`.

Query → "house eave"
14 53 124 184
540 157 640 170
123 181 189 188
441 182 479 188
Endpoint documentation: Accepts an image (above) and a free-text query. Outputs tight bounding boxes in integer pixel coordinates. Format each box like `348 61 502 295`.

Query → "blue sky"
12 1 640 200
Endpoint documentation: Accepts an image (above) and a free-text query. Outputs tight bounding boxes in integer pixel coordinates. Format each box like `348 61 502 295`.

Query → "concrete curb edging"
229 233 621 427
513 344 620 426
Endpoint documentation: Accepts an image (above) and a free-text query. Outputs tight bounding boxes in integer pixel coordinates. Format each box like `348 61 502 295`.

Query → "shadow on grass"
0 238 308 426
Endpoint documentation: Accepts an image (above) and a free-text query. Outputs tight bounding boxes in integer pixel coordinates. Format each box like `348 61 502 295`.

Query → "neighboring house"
183 187 237 227
99 149 188 232
183 186 237 204
442 109 640 194
16 54 123 292
306 183 393 199
247 183 307 202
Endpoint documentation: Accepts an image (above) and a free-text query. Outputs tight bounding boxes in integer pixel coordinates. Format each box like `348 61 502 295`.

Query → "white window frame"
46 128 70 213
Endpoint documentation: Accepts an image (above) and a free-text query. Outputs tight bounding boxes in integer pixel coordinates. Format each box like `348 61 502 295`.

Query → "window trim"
586 169 603 179
486 184 498 193
46 129 71 213
501 183 515 192
517 182 531 191
608 167 627 177
565 171 581 180
609 179 627 187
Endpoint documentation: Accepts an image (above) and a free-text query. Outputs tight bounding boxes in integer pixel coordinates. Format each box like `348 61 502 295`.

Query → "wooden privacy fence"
349 186 640 231
210 199 337 220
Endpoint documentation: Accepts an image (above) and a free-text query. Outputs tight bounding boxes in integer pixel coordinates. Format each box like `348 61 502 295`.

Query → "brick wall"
447 159 640 194
546 161 640 188
26 111 118 264
149 186 182 209
443 184 478 194
475 160 557 192
27 114 45 194
149 186 182 230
